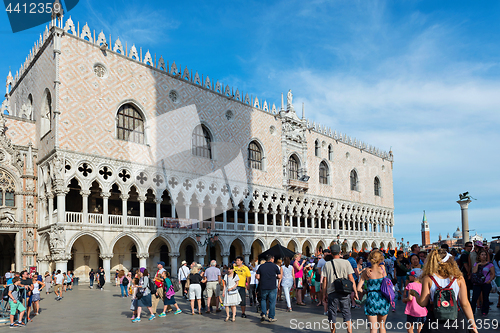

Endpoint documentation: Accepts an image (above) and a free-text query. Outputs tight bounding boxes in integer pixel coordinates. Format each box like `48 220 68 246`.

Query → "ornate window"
0 170 15 207
319 161 328 184
350 169 358 191
328 144 333 161
374 177 381 196
288 155 299 180
116 104 145 144
192 125 212 159
248 141 262 170
315 140 320 157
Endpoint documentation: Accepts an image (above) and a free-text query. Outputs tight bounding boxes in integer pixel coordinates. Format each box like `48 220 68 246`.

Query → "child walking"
402 269 427 333
159 271 182 316
130 278 140 321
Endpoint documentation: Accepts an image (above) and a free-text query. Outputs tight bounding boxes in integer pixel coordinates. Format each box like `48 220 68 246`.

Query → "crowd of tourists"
2 240 499 331
1 269 77 328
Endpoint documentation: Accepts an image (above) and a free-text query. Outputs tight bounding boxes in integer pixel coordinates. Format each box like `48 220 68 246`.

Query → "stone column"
101 192 110 225
56 189 66 223
80 190 90 224
210 204 216 227
197 252 205 266
120 194 129 225
243 253 250 265
222 254 229 267
263 210 268 227
55 260 68 273
138 253 148 270
233 208 238 224
185 201 191 220
222 209 227 230
244 207 249 230
171 200 176 219
47 193 54 225
15 231 23 271
457 199 472 243
254 210 258 227
36 258 49 274
100 254 113 283
138 195 146 226
169 253 179 277
155 198 162 226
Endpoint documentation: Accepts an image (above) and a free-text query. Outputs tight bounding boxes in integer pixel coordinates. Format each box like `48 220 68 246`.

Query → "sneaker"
132 318 141 323
174 309 182 315
260 315 266 322
9 323 18 328
130 316 135 321
149 314 155 321
158 313 167 317
323 312 328 316
241 313 247 318
17 322 25 326
268 318 277 322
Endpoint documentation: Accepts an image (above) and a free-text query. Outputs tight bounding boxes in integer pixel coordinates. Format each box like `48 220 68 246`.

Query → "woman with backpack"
410 248 478 333
470 249 495 316
159 270 182 316
357 250 390 333
118 270 129 297
133 268 155 322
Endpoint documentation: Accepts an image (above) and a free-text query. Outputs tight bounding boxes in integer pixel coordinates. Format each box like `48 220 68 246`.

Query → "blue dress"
364 278 390 316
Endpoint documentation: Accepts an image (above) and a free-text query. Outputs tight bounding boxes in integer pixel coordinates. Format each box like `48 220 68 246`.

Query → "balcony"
59 211 392 239
287 179 309 191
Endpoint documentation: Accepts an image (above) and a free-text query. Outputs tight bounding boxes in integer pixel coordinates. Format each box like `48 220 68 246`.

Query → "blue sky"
2 0 499 245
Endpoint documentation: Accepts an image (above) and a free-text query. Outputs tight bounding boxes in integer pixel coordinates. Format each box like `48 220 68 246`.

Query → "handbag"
471 264 485 285
185 274 191 290
226 275 238 295
330 260 354 295
297 278 303 289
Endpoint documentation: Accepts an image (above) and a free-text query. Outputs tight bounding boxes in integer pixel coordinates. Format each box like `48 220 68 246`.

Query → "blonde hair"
191 266 199 274
421 249 462 279
276 259 282 266
293 253 302 260
368 250 384 266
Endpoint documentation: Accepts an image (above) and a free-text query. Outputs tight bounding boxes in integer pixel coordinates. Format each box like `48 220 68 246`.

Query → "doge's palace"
0 14 395 282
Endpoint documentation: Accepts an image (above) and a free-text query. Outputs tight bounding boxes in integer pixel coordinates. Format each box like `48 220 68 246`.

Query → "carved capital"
169 252 180 258
99 254 113 260
120 194 129 201
80 190 91 197
154 198 163 204
137 253 149 260
138 196 147 202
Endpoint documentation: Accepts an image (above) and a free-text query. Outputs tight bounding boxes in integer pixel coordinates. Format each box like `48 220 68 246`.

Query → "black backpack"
122 277 129 286
430 276 458 321
330 261 353 295
2 285 16 301
148 277 157 295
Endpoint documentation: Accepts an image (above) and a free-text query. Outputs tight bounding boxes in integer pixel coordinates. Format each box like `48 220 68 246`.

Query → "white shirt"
33 282 40 294
55 273 64 285
178 266 190 281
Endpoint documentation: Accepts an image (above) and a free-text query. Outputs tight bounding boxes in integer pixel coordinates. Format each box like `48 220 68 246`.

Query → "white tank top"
429 275 460 302
33 282 40 294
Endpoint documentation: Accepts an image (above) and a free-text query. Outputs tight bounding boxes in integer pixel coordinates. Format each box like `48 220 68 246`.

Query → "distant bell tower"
421 210 430 246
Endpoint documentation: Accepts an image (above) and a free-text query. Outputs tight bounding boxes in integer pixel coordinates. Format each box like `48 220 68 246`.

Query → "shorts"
32 293 41 302
314 280 321 293
164 295 176 305
189 284 202 300
206 281 220 298
407 315 426 324
327 292 352 324
55 284 62 293
9 300 26 316
237 286 247 306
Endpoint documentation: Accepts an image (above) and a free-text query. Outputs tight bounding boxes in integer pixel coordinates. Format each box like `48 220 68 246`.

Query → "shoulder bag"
330 260 353 295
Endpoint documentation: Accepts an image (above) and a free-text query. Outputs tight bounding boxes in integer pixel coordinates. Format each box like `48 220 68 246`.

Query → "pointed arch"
67 230 109 254
109 232 145 254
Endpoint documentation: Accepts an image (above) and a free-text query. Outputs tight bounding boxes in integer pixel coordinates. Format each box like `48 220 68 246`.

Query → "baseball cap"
330 244 341 254
157 261 165 267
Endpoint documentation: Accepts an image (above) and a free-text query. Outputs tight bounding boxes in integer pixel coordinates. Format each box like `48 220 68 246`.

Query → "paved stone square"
2 283 499 332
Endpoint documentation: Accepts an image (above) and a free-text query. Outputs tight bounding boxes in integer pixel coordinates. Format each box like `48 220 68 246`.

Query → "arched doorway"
270 239 280 248
316 241 326 253
179 237 198 266
250 239 264 262
0 234 15 273
287 239 298 253
148 237 171 271
68 235 102 281
302 240 313 257
112 235 140 273
204 241 222 264
229 238 244 263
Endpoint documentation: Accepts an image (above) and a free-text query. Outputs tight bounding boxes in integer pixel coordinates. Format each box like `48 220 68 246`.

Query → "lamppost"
196 226 220 263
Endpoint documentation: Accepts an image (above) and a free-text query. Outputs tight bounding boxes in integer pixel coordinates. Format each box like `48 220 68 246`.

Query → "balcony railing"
61 212 392 238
